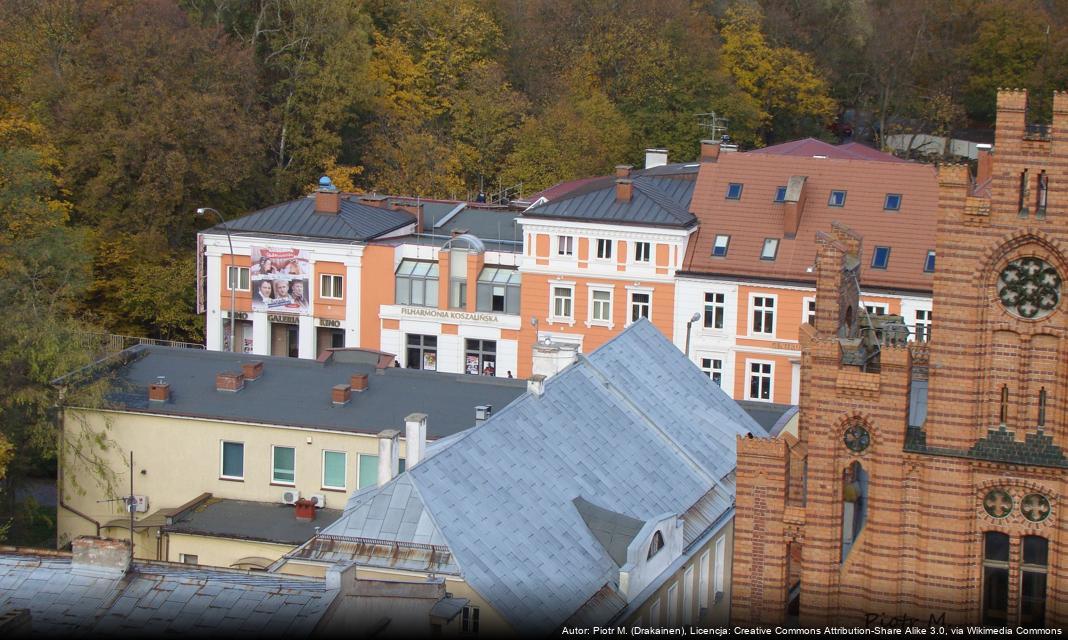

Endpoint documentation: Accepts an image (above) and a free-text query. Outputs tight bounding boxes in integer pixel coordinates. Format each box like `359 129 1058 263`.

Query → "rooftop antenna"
696 111 729 141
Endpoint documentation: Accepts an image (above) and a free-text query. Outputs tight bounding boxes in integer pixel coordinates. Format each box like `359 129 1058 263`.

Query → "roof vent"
332 384 352 405
475 405 492 424
148 377 170 402
351 373 369 391
241 361 263 381
216 371 244 393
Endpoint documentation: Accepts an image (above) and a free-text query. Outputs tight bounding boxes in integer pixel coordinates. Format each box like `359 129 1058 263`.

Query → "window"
322 450 346 490
841 461 868 562
630 291 651 323
1021 536 1048 626
726 183 743 200
924 250 935 273
357 454 379 489
751 295 776 336
180 554 199 565
703 292 725 329
828 190 847 207
320 274 343 299
667 582 679 625
591 289 612 323
557 235 574 256
406 334 437 370
461 606 480 634
914 309 931 342
552 286 574 320
805 298 816 325
864 303 888 317
1038 388 1047 427
774 186 787 202
711 235 730 257
596 238 613 260
699 550 710 607
748 361 773 401
476 267 520 314
465 339 497 376
714 537 726 601
272 445 295 485
760 238 779 260
635 241 651 263
648 530 664 559
395 260 439 307
227 266 250 291
649 599 662 626
220 441 244 480
982 532 1010 625
701 358 723 387
683 566 695 623
884 193 902 211
871 246 890 269
1037 170 1049 215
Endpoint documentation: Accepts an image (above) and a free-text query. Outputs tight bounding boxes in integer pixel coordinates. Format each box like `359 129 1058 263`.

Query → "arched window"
647 531 665 560
1000 385 1009 425
840 462 867 562
1038 388 1047 427
1021 536 1048 627
982 532 1010 625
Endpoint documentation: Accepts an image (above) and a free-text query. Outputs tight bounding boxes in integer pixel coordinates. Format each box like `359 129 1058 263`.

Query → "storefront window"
222 319 254 353
476 267 520 314
395 260 439 307
465 339 496 376
406 334 437 370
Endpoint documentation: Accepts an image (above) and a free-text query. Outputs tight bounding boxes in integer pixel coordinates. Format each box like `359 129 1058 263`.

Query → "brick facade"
733 90 1068 627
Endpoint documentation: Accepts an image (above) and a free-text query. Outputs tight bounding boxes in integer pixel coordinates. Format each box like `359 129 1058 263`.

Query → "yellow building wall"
165 532 295 569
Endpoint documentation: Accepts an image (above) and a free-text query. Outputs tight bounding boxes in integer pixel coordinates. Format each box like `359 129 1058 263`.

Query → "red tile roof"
683 150 938 293
748 138 906 163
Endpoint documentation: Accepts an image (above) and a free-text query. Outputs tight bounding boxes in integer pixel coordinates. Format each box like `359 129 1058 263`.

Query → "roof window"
774 186 787 203
884 193 902 211
726 183 743 200
924 250 935 273
871 246 891 269
829 190 847 207
712 235 730 257
760 238 779 261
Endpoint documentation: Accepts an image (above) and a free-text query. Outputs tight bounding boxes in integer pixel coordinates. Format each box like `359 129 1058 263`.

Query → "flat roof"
163 498 343 546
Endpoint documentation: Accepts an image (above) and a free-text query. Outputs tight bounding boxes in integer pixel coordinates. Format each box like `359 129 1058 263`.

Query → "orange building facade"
732 90 1068 627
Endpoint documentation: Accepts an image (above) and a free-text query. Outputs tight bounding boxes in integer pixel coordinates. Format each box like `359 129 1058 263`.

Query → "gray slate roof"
303 320 763 634
0 552 333 636
523 165 698 228
88 346 527 439
163 499 343 546
207 195 414 241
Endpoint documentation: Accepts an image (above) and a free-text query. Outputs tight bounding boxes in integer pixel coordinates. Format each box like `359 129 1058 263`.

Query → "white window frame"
586 286 614 329
683 565 695 623
667 582 679 626
320 273 344 300
549 282 575 325
714 536 726 602
746 359 774 402
595 238 614 261
700 357 724 387
699 550 710 608
712 235 730 257
634 241 652 263
220 440 244 480
321 450 347 491
179 553 199 565
703 292 726 330
760 238 779 261
626 287 653 326
226 265 250 292
914 308 932 342
748 293 777 338
556 235 574 257
803 296 816 326
271 445 296 486
863 302 889 317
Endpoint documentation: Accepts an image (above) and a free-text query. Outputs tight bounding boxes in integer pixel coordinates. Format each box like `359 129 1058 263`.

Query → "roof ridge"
631 179 694 223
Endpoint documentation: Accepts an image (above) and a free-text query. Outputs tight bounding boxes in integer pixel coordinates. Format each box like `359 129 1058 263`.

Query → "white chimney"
644 148 668 169
532 338 579 379
528 374 547 397
404 413 427 467
377 429 400 485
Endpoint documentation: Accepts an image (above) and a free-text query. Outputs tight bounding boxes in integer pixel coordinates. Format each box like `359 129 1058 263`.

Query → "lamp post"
196 207 237 352
685 312 701 360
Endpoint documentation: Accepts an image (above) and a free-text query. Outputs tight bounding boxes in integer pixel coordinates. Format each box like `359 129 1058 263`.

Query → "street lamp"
685 311 701 359
196 207 237 352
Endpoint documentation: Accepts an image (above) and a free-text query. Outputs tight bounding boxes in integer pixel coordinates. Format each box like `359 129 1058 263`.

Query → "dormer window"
871 246 890 269
829 190 847 207
774 186 787 203
647 530 665 560
726 183 743 200
884 194 902 211
760 238 779 261
712 235 730 257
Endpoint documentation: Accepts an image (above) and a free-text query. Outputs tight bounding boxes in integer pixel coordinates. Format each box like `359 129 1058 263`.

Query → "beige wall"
59 407 408 559
165 532 295 569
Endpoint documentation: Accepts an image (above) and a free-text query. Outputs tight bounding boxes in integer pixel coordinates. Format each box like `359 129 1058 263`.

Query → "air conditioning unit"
282 490 300 505
309 494 326 508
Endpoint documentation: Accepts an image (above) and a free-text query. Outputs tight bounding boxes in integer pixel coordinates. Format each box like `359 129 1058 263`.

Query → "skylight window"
872 246 891 269
726 183 743 200
884 193 902 211
712 235 730 257
924 250 935 273
760 238 779 261
774 186 787 203
829 190 847 207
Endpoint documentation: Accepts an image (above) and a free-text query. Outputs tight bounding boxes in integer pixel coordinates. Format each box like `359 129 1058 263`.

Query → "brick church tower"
732 89 1068 627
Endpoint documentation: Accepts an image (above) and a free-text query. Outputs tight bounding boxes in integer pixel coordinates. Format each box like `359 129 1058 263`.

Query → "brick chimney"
72 537 131 579
975 144 993 186
615 164 632 178
332 384 352 405
377 429 400 485
405 413 427 467
315 176 341 215
616 178 633 203
700 139 721 162
350 373 369 392
216 371 244 392
148 380 170 402
782 175 808 239
241 361 263 381
294 498 316 522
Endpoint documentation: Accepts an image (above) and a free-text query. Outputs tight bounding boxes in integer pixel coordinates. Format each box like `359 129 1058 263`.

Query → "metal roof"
206 195 415 241
163 499 343 546
523 168 698 228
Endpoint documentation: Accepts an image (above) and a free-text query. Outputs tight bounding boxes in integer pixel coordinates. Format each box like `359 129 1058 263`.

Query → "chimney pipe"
404 413 427 467
615 178 633 203
332 384 352 405
700 140 721 163
215 371 244 393
315 176 341 214
148 380 170 402
615 164 632 179
294 498 316 522
241 361 263 381
976 144 993 186
377 429 400 485
528 374 547 397
351 373 369 392
782 175 807 239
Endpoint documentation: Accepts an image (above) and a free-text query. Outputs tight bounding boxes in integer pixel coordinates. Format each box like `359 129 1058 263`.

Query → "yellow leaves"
0 432 11 482
307 159 364 194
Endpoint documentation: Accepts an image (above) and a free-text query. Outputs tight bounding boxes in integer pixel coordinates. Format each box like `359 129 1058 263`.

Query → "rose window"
1021 493 1051 523
997 257 1061 319
983 489 1013 518
843 423 871 453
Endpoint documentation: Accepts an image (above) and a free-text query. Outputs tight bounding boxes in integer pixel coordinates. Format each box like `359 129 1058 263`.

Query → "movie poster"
251 247 311 315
